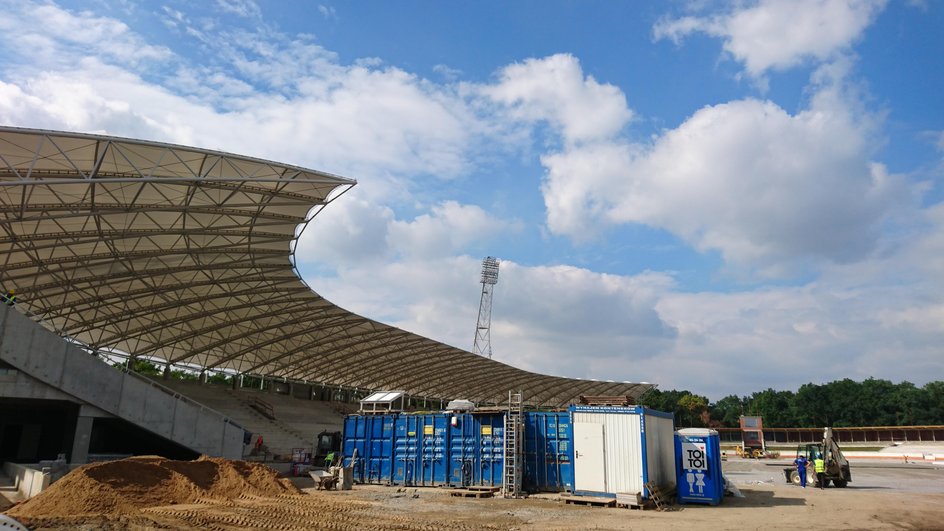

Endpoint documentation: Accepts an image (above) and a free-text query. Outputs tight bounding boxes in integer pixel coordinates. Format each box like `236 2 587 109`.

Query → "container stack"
341 405 676 498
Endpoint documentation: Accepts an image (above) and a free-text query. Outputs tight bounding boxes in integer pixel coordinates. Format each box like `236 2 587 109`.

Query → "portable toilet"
675 428 723 505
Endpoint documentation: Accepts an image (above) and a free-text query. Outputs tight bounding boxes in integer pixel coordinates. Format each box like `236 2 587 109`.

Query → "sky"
1 0 942 400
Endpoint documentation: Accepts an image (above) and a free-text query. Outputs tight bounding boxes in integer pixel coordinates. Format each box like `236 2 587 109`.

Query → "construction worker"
324 451 336 469
814 455 826 489
794 454 809 488
3 289 15 306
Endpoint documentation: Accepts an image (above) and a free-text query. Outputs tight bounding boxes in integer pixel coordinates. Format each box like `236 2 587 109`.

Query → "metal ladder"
503 390 523 498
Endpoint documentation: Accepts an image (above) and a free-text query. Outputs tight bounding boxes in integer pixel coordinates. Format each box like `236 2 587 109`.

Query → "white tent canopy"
0 127 653 406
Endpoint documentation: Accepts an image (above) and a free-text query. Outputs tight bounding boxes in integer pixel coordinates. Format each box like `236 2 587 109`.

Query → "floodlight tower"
472 256 500 359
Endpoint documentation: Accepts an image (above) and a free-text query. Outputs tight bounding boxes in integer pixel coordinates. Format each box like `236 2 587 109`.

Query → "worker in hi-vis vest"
814 456 826 489
3 289 14 306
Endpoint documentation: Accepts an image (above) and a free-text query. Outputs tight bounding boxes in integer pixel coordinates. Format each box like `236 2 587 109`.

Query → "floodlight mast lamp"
472 256 500 359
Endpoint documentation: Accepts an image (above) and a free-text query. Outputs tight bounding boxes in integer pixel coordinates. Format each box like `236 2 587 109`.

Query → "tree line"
640 378 944 428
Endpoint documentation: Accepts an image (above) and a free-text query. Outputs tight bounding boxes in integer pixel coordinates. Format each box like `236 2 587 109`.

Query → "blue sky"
1 0 942 399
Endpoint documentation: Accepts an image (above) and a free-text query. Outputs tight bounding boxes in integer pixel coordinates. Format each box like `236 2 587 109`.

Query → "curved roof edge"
0 126 653 406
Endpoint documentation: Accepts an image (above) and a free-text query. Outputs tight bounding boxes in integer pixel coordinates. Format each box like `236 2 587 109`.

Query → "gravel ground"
5 457 944 530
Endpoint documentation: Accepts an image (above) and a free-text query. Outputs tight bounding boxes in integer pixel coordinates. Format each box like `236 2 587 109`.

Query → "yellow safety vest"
814 459 825 473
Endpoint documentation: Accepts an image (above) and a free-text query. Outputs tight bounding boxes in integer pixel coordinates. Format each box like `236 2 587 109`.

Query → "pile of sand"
7 455 300 518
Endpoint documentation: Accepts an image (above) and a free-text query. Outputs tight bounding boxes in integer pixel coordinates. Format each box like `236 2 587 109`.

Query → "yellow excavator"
736 445 765 458
783 427 852 487
736 426 766 458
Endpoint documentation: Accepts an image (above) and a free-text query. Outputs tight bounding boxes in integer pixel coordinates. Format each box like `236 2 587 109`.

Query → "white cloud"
0 67 182 138
215 0 263 19
433 64 463 82
479 54 633 146
318 4 338 20
0 4 485 188
388 201 521 259
654 0 887 77
539 63 915 273
300 220 944 398
0 3 171 69
302 255 679 380
296 196 519 267
295 195 396 267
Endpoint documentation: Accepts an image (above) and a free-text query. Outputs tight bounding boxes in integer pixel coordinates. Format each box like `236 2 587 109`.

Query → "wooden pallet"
644 482 675 511
450 489 495 498
577 395 634 407
561 494 616 507
615 492 644 509
465 486 501 493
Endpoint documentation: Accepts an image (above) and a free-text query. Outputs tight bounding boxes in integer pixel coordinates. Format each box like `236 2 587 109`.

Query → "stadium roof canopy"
0 127 653 406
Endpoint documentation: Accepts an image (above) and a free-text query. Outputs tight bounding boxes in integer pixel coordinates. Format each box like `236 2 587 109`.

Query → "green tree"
709 395 745 427
678 393 709 427
641 389 694 426
112 358 162 376
921 381 944 425
657 378 944 429
206 372 233 385
746 388 797 427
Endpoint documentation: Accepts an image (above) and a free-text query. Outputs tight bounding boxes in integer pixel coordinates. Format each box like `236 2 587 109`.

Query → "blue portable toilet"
675 428 723 505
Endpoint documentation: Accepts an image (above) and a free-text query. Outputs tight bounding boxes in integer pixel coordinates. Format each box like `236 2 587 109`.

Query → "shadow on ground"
721 489 807 508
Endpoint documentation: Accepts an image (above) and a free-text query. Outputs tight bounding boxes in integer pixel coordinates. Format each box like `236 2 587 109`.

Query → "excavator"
784 427 852 487
314 430 342 467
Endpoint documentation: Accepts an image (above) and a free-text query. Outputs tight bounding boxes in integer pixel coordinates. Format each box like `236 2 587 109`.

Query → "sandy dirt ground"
6 458 944 530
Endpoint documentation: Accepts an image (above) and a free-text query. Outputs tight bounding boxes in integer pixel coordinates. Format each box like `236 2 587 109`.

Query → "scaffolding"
503 390 522 498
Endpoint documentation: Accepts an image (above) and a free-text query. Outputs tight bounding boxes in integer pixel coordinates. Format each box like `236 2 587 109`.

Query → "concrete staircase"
0 304 244 459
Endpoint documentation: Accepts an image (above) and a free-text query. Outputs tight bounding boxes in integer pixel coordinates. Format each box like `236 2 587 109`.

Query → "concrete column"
70 416 93 464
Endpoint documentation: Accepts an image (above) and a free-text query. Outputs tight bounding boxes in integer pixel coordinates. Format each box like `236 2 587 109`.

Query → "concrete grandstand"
0 126 652 464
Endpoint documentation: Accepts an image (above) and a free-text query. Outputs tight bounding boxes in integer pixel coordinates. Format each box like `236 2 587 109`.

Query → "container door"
549 413 572 492
573 422 606 493
367 416 394 484
522 413 540 492
478 414 503 486
449 413 475 487
394 416 419 486
525 412 570 492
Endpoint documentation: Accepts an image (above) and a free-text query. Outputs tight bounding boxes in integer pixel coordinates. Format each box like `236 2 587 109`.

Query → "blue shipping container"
343 415 395 484
343 411 574 491
675 428 723 505
394 414 449 486
523 412 573 492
